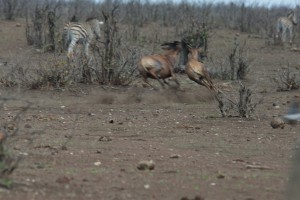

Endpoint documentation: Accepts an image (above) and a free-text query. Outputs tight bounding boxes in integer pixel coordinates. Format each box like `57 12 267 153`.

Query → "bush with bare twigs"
272 66 300 91
0 98 33 188
215 82 262 118
210 36 253 81
0 57 74 90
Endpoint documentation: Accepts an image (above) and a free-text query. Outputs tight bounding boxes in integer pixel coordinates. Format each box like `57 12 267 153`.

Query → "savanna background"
0 0 300 199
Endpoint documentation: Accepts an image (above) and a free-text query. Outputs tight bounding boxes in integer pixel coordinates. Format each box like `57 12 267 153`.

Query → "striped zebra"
64 18 104 60
276 10 297 44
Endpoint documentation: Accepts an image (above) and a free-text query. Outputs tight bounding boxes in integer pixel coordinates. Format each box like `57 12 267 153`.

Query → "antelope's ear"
99 21 104 25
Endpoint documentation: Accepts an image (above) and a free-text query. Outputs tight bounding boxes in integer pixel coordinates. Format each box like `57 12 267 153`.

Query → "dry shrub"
0 97 32 188
209 36 253 81
273 66 300 91
0 56 75 90
215 81 262 118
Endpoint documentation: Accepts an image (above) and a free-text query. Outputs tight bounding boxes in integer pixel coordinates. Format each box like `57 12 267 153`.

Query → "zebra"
64 18 104 60
276 10 297 44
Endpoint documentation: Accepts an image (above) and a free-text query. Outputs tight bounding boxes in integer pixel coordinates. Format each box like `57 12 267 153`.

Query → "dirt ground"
1 19 300 200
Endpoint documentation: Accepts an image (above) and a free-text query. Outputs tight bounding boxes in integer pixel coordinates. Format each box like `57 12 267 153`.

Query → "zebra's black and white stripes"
64 18 104 59
276 10 297 44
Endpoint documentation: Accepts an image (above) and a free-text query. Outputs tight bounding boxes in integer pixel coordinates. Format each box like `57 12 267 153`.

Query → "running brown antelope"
185 46 217 92
138 41 181 90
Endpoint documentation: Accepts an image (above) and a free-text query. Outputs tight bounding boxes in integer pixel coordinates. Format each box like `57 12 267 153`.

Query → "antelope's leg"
170 71 180 87
148 71 165 89
143 77 159 90
163 79 170 85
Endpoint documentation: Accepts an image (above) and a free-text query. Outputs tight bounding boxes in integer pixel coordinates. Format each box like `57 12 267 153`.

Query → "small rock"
96 150 101 154
170 154 180 159
56 176 71 184
217 174 225 179
137 160 155 170
24 124 32 128
181 196 205 200
99 136 112 142
194 196 205 200
109 119 114 123
270 117 285 129
61 145 67 150
0 132 5 143
5 123 16 131
94 161 102 166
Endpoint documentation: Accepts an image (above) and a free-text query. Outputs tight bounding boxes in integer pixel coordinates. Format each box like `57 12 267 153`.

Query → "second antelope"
138 41 181 90
185 46 217 92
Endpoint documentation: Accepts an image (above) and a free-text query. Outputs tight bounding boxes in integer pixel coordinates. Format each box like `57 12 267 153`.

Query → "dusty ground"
0 19 300 200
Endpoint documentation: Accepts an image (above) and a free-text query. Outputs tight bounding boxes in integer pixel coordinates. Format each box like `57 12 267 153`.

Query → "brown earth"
0 19 300 200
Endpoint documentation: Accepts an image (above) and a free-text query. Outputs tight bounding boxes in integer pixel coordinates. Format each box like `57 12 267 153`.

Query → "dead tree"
47 11 56 51
2 0 19 20
101 5 119 84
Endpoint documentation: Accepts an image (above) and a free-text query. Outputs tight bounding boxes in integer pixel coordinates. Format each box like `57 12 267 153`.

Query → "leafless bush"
0 57 75 90
272 66 300 91
1 0 19 20
25 2 62 52
215 82 262 118
0 97 32 188
89 5 142 86
210 36 253 80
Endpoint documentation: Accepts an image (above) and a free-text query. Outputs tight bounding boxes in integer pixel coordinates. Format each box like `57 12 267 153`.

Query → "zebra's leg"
289 27 293 45
282 28 287 43
84 41 94 65
67 40 77 60
84 42 90 59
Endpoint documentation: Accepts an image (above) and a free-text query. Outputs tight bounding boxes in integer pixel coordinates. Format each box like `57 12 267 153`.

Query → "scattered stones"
137 160 155 170
270 117 285 129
